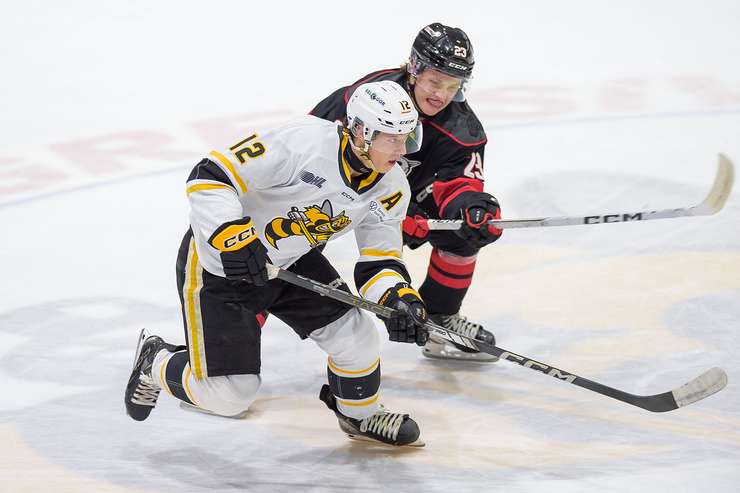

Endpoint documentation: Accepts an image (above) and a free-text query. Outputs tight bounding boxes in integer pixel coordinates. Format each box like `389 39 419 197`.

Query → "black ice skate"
124 329 180 421
319 385 424 447
422 313 498 362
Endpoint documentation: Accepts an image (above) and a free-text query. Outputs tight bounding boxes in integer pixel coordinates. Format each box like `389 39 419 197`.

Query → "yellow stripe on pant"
183 238 208 379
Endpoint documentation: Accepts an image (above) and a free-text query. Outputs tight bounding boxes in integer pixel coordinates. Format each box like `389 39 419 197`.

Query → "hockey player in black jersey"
311 23 502 362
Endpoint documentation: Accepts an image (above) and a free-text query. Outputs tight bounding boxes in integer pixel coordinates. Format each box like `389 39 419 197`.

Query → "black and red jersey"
310 68 488 218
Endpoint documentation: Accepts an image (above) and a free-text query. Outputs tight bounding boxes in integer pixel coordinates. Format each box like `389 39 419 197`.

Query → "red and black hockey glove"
402 202 430 249
378 283 429 346
208 216 271 286
454 192 502 248
432 178 503 249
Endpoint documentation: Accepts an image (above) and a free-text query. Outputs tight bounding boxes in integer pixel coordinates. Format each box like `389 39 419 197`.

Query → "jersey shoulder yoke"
427 102 487 147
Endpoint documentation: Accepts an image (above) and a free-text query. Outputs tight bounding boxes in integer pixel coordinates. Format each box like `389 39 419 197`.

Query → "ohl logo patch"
264 199 351 248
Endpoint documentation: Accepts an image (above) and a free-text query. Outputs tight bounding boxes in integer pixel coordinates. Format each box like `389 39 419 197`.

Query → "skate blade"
345 433 426 448
131 328 150 370
124 329 154 421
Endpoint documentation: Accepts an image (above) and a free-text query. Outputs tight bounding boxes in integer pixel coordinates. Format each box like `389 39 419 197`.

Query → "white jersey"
185 115 412 304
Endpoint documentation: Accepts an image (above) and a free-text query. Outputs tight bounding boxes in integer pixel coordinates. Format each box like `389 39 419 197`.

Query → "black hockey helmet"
408 23 474 101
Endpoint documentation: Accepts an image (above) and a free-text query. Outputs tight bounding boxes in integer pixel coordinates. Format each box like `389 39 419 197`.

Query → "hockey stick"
265 264 727 413
423 153 734 230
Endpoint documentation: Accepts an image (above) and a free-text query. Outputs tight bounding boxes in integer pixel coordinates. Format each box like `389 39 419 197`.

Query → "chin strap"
344 129 377 173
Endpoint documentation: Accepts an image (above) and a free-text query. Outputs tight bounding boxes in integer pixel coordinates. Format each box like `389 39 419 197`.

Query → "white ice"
1 1 739 492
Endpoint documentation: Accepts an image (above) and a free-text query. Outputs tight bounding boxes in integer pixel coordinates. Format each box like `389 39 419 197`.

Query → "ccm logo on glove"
208 217 271 285
208 219 257 252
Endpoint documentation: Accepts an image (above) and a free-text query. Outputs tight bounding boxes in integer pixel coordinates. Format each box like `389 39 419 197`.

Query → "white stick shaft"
426 154 734 231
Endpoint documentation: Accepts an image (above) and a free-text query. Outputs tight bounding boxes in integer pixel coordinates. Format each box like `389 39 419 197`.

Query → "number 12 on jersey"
229 134 266 164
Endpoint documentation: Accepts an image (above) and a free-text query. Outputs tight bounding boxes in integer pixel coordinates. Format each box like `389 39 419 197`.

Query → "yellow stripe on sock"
327 357 380 377
183 366 199 407
159 353 175 397
337 393 380 407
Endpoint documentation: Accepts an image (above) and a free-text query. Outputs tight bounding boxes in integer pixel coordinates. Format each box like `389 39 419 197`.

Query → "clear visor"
408 54 472 102
414 71 471 103
369 122 423 154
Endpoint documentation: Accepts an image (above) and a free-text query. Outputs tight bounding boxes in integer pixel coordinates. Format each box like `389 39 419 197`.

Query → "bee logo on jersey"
264 199 351 249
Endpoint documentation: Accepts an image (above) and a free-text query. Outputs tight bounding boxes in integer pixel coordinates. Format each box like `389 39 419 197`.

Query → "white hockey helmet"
346 80 423 154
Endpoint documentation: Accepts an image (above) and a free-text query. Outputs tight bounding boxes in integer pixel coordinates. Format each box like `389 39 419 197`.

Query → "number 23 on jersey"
463 152 484 180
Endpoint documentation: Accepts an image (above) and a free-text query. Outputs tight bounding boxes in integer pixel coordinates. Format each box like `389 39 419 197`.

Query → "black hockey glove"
402 202 430 249
454 192 502 249
378 283 429 346
208 216 270 286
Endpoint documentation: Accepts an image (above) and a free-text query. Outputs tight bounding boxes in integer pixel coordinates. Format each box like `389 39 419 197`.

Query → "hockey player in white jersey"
124 81 428 447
